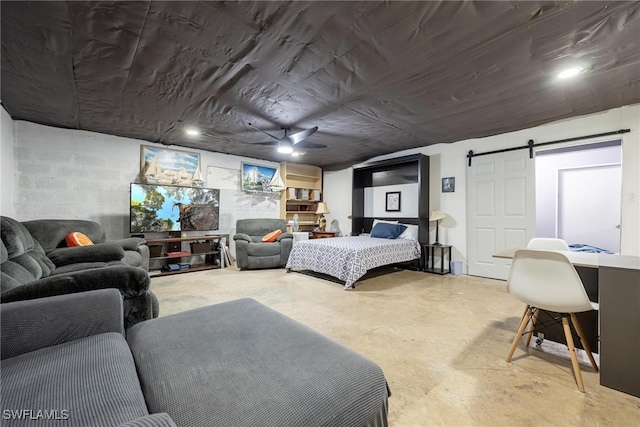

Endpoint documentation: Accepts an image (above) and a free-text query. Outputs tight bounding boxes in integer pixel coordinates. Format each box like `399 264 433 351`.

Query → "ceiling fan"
247 123 326 153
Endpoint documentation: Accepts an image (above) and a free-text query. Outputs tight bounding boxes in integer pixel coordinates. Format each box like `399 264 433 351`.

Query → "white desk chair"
527 237 570 251
505 249 598 393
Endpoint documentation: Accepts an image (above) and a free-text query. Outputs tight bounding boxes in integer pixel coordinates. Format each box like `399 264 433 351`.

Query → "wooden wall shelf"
279 162 323 233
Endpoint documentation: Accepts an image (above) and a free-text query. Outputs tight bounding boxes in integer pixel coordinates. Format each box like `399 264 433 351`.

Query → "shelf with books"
279 162 322 232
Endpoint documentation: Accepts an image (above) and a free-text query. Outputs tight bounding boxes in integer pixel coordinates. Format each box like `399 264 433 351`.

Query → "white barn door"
466 150 535 280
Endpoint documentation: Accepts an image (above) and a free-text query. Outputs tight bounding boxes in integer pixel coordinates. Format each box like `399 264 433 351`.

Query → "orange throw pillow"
261 229 282 242
65 232 95 247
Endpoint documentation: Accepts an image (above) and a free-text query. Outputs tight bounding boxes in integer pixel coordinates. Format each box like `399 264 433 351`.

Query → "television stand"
146 235 223 277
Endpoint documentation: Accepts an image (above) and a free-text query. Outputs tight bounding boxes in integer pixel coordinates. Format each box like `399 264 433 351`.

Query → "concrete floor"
150 266 640 426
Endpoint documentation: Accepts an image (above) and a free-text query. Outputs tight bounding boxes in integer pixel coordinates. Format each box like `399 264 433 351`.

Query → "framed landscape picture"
140 145 202 186
241 162 279 193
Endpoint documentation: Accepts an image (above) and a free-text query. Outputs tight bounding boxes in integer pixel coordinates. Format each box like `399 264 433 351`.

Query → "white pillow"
372 219 398 229
397 223 419 241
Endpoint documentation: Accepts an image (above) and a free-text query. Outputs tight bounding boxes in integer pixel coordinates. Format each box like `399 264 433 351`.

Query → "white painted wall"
1 106 15 217
325 104 640 261
11 121 279 239
364 183 419 218
536 143 622 239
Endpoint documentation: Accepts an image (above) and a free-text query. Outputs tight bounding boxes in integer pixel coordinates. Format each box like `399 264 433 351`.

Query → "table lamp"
316 202 330 231
429 210 447 245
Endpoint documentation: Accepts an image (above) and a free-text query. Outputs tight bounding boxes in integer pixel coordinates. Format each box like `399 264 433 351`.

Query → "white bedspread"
285 236 421 289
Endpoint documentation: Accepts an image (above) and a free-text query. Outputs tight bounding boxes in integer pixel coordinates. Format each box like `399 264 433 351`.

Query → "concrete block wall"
12 121 280 239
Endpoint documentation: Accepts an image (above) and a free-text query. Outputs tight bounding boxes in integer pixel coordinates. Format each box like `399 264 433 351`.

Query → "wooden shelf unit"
146 235 222 276
279 163 323 233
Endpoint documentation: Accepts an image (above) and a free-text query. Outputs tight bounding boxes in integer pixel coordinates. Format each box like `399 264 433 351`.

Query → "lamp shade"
316 202 330 214
429 210 447 221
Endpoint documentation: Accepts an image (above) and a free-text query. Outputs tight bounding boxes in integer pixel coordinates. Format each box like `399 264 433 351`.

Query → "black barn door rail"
466 129 630 166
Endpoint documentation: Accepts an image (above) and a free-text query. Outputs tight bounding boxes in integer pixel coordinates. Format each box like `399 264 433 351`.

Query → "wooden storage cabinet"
279 163 323 233
146 236 222 276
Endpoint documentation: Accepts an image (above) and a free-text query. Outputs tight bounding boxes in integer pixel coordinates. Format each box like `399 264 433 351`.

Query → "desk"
495 248 640 398
422 244 452 275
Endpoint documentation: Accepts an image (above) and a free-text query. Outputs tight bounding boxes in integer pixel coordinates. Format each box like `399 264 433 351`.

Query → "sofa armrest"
233 233 253 243
1 289 124 360
113 237 147 251
47 243 125 267
276 232 293 242
117 413 177 427
137 243 150 271
0 265 150 302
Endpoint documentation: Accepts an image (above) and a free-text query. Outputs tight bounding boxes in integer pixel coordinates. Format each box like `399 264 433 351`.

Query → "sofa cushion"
1 217 56 280
1 271 23 292
2 332 149 427
116 413 177 427
247 242 283 257
22 219 107 249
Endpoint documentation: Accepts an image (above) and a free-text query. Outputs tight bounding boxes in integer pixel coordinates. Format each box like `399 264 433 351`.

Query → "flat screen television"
130 183 220 233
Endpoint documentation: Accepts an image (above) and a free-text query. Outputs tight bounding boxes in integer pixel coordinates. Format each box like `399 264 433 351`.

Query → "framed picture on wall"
240 162 279 193
442 177 455 193
140 145 202 186
385 191 401 212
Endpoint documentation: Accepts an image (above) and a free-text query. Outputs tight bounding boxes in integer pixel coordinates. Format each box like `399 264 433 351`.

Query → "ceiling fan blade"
289 126 318 145
295 142 326 149
247 122 281 143
251 141 279 146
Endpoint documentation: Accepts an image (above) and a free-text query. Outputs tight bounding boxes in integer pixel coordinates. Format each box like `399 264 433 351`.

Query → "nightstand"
422 244 452 275
311 230 337 239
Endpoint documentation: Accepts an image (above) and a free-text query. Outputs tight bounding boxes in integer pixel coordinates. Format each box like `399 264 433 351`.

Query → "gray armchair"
233 219 293 270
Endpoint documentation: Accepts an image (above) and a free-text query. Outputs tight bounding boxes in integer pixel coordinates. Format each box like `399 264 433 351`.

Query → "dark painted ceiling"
2 1 639 170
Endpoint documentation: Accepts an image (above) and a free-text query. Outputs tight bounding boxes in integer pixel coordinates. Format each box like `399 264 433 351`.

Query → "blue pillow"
371 222 407 239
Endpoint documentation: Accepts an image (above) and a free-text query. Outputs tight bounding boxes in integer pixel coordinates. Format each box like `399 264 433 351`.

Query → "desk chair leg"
562 316 585 393
506 305 531 362
525 308 539 348
570 313 599 371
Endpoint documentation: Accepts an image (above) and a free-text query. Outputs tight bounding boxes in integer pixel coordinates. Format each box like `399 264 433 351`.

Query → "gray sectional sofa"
0 216 157 327
1 289 390 427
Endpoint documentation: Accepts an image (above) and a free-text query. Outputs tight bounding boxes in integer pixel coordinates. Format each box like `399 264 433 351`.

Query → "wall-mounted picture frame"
385 191 401 212
241 162 279 193
140 145 202 186
442 177 455 193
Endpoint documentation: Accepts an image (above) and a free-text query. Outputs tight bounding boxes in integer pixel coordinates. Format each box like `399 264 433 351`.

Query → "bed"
285 235 421 289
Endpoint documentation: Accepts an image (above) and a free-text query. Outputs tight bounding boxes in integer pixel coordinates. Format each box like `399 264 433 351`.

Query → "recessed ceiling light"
185 128 200 136
557 66 584 79
291 152 300 157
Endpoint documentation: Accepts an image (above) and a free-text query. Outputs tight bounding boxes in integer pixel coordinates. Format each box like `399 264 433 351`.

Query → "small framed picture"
442 177 455 193
385 191 401 212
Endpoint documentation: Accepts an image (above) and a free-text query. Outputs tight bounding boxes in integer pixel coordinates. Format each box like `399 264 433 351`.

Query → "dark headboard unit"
352 154 430 245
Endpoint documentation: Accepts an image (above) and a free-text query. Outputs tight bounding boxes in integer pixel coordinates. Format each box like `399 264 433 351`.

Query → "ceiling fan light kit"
277 144 294 154
248 123 325 156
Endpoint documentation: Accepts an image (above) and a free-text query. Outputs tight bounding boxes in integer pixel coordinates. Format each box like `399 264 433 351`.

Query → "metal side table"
422 244 452 275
